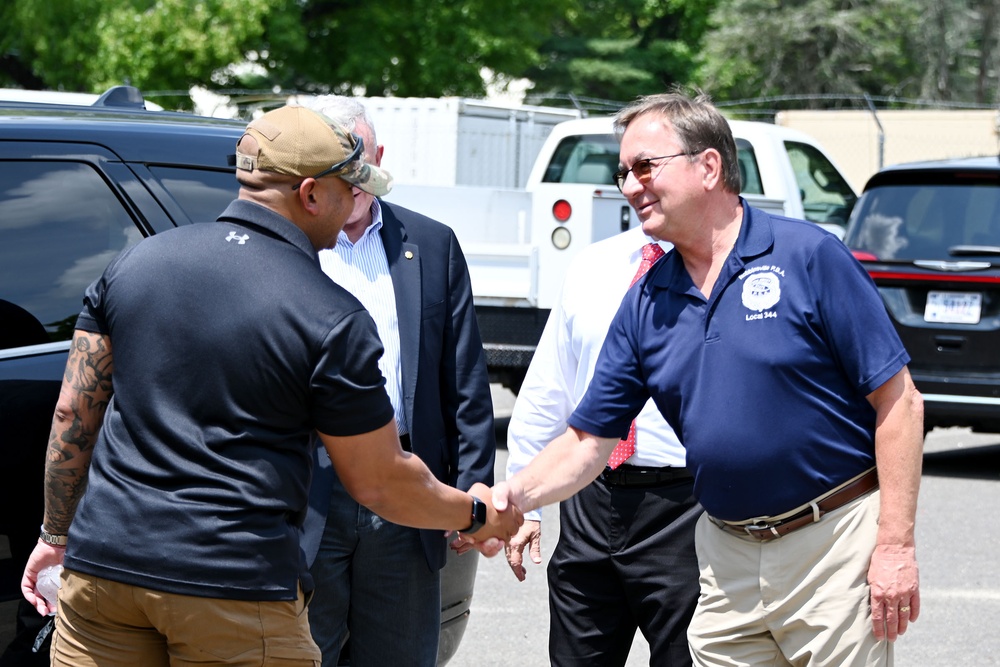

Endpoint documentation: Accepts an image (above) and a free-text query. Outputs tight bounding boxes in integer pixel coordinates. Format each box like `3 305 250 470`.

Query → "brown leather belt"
709 468 878 542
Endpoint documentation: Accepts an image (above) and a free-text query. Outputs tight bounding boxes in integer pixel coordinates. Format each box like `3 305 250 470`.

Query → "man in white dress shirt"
505 225 702 666
300 97 496 667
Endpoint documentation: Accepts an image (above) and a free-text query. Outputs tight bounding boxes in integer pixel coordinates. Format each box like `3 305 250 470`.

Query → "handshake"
450 480 526 558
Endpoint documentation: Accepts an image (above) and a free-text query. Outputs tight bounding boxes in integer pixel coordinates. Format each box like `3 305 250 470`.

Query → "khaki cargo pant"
51 569 321 666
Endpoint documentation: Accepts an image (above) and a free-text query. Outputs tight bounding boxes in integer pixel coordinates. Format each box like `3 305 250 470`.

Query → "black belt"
599 465 692 488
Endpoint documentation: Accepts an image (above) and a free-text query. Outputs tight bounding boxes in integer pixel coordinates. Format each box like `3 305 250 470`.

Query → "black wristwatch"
462 496 487 534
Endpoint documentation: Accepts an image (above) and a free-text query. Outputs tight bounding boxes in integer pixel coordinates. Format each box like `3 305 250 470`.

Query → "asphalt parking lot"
3 386 999 665
448 387 1000 666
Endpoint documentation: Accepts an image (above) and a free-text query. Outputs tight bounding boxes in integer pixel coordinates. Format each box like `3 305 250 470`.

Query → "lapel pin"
404 251 414 260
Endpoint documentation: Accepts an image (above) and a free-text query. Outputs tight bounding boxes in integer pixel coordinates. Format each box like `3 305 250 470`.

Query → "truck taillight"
552 227 571 249
552 200 572 222
851 250 879 261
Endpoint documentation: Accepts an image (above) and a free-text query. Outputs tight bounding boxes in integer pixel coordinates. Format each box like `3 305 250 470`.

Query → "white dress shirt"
318 199 409 435
506 226 685 520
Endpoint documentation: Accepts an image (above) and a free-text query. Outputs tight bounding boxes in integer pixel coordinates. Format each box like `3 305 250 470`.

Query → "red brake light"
552 200 572 222
851 250 878 262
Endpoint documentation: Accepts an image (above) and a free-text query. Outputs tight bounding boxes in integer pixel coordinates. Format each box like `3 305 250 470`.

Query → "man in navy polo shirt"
20 105 519 667
495 92 924 666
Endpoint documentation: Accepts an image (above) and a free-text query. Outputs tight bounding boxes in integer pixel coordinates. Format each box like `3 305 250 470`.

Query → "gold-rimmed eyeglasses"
614 150 703 192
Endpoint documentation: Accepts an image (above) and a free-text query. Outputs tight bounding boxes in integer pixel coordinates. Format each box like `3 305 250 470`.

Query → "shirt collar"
217 199 318 261
628 227 668 264
733 197 774 261
652 197 774 292
337 198 384 248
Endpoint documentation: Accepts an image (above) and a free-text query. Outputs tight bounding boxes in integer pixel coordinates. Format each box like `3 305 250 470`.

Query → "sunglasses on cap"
291 134 365 191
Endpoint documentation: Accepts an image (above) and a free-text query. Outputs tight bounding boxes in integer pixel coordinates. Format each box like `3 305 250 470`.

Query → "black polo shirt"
65 199 394 601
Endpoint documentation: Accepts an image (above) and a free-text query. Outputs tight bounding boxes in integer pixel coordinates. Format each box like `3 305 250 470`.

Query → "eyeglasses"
614 150 702 192
291 134 365 191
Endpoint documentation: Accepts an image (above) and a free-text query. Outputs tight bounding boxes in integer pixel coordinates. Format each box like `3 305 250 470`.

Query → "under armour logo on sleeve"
226 232 250 245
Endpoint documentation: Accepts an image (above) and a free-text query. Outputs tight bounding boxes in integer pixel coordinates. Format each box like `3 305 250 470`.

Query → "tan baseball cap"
235 105 392 196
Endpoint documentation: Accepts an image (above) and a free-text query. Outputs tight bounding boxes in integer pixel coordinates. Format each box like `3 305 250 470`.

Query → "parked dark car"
0 88 477 665
843 156 1000 433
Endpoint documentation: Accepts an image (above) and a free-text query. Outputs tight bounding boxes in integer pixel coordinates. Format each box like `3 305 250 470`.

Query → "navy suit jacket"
301 201 496 572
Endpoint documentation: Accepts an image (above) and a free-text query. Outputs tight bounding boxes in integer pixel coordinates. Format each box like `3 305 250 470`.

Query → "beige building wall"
775 109 1000 192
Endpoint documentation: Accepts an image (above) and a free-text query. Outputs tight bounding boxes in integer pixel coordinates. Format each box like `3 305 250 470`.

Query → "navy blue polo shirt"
570 203 909 520
65 199 394 600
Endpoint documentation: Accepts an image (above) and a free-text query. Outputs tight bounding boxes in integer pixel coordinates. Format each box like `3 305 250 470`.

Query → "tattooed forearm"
64 332 114 401
43 330 114 534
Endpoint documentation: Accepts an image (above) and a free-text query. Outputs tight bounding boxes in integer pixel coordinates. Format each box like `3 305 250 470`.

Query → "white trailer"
361 97 581 188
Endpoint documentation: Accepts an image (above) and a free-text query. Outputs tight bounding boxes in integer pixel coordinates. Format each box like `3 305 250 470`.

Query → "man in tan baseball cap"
21 102 519 667
236 104 393 197
230 104 393 251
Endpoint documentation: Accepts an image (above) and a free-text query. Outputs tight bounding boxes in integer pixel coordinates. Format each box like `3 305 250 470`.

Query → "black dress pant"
547 476 702 666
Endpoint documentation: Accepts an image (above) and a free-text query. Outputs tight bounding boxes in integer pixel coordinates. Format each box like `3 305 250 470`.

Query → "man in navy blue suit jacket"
299 97 496 667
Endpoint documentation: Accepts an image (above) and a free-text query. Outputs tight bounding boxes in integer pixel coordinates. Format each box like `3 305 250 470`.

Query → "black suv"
0 89 476 664
843 156 1000 433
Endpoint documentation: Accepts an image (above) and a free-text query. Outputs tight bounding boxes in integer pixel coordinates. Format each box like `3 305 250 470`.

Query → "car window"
735 138 764 195
542 133 767 195
149 166 238 223
0 160 142 348
846 182 1000 260
785 141 857 228
542 135 620 185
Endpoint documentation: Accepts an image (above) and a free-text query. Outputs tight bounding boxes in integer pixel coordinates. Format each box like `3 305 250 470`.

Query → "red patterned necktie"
607 242 666 470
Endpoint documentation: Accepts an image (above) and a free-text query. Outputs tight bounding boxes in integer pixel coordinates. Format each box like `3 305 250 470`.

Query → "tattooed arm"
22 329 113 614
43 329 114 533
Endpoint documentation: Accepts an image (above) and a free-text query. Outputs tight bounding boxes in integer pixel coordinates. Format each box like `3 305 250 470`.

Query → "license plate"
924 291 982 324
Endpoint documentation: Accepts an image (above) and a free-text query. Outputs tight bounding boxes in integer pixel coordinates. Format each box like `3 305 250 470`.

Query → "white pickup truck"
384 116 858 392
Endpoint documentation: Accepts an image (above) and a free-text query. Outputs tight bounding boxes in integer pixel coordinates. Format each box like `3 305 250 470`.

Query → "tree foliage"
695 0 923 104
2 0 1000 109
247 0 575 97
523 0 717 104
0 0 576 103
912 0 1000 103
0 0 275 107
696 0 1000 106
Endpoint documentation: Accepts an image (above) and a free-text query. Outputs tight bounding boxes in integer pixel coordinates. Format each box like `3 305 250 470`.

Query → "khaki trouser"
52 569 321 667
689 490 892 667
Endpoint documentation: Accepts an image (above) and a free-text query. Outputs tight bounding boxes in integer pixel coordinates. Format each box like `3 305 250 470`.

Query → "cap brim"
339 161 393 197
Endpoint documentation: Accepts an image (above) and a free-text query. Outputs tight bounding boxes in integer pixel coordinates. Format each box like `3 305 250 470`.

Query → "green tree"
0 0 103 91
913 0 1000 103
1 1 277 107
0 0 574 103
695 0 924 105
695 0 1000 107
523 0 717 105
7 0 996 110
249 0 574 98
